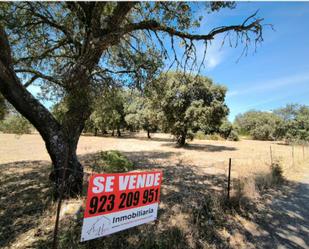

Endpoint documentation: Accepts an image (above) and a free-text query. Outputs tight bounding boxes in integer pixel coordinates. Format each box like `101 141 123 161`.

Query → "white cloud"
227 72 309 97
196 38 227 70
237 86 309 112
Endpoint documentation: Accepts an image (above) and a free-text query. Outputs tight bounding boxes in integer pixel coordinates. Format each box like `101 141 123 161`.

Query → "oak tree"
152 72 229 146
125 90 160 138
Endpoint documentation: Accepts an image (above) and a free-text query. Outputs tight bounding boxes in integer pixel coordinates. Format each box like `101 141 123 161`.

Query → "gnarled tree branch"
0 25 61 140
123 17 263 42
15 68 62 86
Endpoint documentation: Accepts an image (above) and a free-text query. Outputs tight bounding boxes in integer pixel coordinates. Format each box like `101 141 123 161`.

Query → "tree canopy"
275 104 309 142
150 72 228 145
235 105 309 143
124 89 160 138
234 111 283 140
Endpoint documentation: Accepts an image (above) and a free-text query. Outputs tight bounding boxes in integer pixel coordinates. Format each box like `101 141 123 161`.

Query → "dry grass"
0 133 308 248
1 132 307 177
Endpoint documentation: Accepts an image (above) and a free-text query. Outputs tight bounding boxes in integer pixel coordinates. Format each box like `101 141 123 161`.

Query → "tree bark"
178 135 186 146
177 129 187 146
147 129 151 139
46 132 83 198
117 127 121 137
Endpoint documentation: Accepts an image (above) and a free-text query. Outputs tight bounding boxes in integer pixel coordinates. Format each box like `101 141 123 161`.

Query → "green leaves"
124 89 160 134
0 114 32 134
152 72 229 145
91 150 134 173
88 86 126 134
235 105 309 142
235 111 282 140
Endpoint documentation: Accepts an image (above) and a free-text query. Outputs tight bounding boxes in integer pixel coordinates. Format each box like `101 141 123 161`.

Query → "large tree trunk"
55 87 91 197
177 129 187 146
147 128 151 139
46 131 83 198
177 135 186 146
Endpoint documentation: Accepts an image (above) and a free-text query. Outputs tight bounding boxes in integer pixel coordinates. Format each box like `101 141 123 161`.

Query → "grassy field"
0 132 306 178
0 133 308 248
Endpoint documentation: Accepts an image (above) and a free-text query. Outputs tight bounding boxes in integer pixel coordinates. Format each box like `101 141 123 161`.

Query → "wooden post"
270 145 273 165
227 158 232 201
52 146 69 249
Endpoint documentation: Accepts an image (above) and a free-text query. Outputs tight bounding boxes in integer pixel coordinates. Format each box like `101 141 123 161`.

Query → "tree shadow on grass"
57 150 232 249
81 132 175 143
30 150 232 249
0 160 53 248
247 182 309 248
111 134 175 143
161 142 237 152
2 151 309 249
80 151 309 249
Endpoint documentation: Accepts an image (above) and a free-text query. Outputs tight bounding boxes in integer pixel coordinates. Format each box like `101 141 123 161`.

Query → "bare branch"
122 15 263 43
92 68 137 76
23 75 39 88
0 25 61 139
15 68 62 86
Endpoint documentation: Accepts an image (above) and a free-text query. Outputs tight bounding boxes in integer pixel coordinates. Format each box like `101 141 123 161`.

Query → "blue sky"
192 2 309 121
28 2 309 122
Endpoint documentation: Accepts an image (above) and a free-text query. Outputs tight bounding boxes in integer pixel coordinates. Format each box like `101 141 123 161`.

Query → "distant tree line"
0 95 32 134
234 104 309 143
3 87 308 145
51 72 233 146
0 72 239 145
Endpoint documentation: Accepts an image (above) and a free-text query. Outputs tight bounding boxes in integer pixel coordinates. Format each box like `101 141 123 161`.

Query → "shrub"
0 115 32 134
250 124 274 140
270 162 284 184
227 130 239 141
92 150 134 173
229 177 257 210
194 130 206 140
254 173 273 191
234 111 284 141
255 161 284 191
219 120 232 139
205 133 223 141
